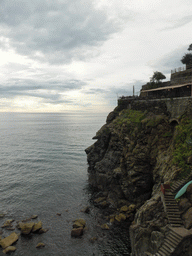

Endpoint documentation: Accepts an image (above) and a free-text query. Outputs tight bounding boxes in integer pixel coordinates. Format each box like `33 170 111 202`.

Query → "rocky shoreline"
86 100 192 255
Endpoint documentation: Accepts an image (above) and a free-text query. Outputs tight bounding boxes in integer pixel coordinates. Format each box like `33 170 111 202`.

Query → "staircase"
146 179 189 256
153 229 182 256
170 176 191 194
164 190 182 227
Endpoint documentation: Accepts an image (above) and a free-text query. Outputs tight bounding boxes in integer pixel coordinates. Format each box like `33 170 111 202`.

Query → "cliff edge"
85 99 192 255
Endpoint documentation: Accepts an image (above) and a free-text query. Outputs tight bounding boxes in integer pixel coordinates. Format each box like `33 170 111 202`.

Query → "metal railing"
171 64 192 74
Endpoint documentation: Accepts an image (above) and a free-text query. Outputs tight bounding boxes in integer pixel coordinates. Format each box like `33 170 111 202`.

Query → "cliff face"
86 100 192 255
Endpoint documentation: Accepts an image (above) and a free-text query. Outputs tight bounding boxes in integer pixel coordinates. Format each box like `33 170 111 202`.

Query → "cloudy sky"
0 0 192 113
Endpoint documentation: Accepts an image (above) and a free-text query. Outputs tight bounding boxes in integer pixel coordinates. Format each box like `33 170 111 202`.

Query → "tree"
181 44 192 68
150 71 166 84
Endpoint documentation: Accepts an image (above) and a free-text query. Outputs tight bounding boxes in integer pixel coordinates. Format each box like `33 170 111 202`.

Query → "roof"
141 83 192 93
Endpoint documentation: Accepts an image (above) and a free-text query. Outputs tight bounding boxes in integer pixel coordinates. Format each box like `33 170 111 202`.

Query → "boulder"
32 221 42 232
100 224 109 230
73 219 86 228
120 205 129 212
3 246 17 254
18 222 34 235
119 213 126 221
31 215 38 219
187 184 192 203
38 228 49 234
36 242 45 248
1 220 14 228
179 198 191 213
94 197 106 204
182 207 192 229
89 237 97 243
71 227 83 237
0 232 19 249
128 204 136 212
80 206 90 213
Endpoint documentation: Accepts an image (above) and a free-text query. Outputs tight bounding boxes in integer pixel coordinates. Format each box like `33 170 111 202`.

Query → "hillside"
85 100 192 255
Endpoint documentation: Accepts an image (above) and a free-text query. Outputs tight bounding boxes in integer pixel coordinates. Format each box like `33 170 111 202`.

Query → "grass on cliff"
113 109 146 131
173 116 192 179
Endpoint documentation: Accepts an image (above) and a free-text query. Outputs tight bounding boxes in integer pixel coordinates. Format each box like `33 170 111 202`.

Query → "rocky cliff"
85 100 192 255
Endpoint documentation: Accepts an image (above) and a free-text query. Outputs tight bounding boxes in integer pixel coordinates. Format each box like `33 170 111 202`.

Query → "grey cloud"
162 15 192 31
0 0 123 64
0 78 86 104
150 46 187 75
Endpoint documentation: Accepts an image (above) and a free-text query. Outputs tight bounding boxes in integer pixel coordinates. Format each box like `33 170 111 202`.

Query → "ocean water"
0 112 131 256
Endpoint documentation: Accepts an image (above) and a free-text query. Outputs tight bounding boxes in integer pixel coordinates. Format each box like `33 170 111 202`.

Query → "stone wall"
118 97 192 120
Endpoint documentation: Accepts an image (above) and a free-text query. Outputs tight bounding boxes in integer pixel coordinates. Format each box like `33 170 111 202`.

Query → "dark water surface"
0 112 131 255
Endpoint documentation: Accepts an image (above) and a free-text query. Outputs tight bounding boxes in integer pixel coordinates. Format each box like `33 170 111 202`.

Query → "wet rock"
71 227 83 237
73 219 86 228
94 197 106 204
128 204 136 212
119 213 126 221
120 205 129 212
3 246 17 254
115 213 126 222
80 206 90 213
89 237 98 243
32 221 42 233
0 232 19 249
38 228 49 234
100 224 109 230
31 215 38 219
110 217 115 223
18 222 34 235
36 242 45 248
1 220 14 228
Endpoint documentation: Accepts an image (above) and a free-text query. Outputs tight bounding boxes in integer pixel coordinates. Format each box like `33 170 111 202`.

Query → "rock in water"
3 246 17 254
36 242 45 248
73 218 86 228
18 222 35 235
71 227 83 237
32 221 42 232
0 232 19 249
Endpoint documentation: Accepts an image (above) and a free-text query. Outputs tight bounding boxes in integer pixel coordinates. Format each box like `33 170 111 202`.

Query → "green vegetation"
145 71 166 90
145 115 165 127
114 109 146 131
181 44 192 67
172 116 192 178
162 131 172 138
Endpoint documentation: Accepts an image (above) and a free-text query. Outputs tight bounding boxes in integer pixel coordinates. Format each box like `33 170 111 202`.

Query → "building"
140 65 192 98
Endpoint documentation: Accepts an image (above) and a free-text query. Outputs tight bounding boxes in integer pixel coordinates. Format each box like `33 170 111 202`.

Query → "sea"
0 112 131 256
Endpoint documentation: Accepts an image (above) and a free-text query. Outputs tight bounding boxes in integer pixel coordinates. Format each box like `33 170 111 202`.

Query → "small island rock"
3 246 17 254
0 232 19 249
71 227 83 237
36 242 45 248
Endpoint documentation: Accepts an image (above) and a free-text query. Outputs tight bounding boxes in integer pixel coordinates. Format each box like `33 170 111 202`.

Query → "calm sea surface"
0 112 130 256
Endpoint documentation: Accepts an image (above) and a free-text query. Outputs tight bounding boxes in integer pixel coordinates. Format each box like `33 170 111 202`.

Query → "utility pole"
133 85 135 96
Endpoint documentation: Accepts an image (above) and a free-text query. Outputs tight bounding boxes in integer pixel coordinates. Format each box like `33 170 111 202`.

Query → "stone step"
170 224 182 227
167 234 182 244
158 245 172 255
169 231 182 240
166 236 180 247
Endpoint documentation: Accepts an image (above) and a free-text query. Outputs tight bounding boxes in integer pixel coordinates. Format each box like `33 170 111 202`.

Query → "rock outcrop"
86 100 192 255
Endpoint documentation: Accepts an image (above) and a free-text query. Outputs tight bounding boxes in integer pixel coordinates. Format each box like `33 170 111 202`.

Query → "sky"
0 0 192 113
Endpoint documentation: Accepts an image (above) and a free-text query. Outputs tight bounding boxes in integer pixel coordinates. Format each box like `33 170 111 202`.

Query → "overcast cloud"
0 0 192 112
